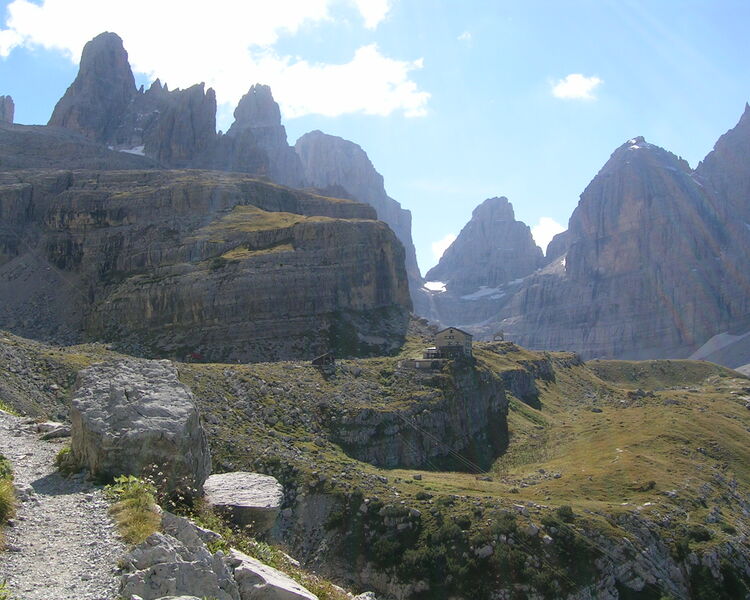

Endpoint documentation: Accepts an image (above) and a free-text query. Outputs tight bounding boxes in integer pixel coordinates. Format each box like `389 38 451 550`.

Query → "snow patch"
424 281 446 293
460 286 506 301
119 145 146 156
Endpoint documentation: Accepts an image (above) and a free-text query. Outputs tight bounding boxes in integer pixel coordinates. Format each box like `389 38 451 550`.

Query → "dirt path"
0 410 124 599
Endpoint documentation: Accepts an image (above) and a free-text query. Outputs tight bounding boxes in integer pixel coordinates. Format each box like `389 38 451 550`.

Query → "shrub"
0 479 15 525
556 505 575 523
54 446 79 476
0 455 12 481
687 525 712 542
0 455 14 526
105 475 161 545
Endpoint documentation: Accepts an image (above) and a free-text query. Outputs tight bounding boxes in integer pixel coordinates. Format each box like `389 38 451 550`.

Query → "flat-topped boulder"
70 358 211 497
203 472 284 535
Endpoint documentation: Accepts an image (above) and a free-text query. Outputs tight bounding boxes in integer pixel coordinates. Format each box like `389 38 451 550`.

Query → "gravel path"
0 410 125 599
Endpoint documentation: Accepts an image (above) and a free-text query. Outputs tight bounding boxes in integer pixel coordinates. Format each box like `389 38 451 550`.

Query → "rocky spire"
48 32 136 142
695 103 750 222
228 84 282 131
224 84 304 187
0 95 14 123
426 196 542 294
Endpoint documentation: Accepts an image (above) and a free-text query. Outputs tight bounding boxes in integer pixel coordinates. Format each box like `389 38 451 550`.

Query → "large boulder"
203 472 284 535
228 549 318 600
70 359 211 496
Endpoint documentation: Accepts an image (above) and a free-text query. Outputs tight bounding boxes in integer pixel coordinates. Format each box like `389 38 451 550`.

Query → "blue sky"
1 0 749 275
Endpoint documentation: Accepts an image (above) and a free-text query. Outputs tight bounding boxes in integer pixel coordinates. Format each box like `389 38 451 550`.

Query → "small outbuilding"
435 327 473 358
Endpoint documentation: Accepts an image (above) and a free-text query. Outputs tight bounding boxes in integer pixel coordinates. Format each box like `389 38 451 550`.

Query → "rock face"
295 131 425 309
490 134 750 359
69 359 211 496
47 33 306 185
120 511 319 600
0 169 410 361
421 197 542 327
228 549 319 600
0 121 158 170
421 114 750 365
696 103 750 223
49 33 217 166
203 472 284 535
327 359 508 470
224 85 305 187
426 196 542 294
0 95 14 123
121 512 239 600
48 32 136 143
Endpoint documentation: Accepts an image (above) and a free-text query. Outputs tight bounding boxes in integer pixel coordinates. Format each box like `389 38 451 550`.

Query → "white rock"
227 549 318 600
120 532 239 600
70 359 211 497
204 472 284 535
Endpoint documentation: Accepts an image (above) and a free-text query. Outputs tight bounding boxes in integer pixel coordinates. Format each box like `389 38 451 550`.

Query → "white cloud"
431 233 457 261
353 0 391 28
551 73 602 100
0 0 427 124
457 31 472 43
531 217 565 253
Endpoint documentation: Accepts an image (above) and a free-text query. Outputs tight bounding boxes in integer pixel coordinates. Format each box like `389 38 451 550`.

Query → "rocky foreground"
2 328 750 599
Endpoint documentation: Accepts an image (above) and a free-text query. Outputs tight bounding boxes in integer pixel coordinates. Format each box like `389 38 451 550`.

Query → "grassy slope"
2 330 750 597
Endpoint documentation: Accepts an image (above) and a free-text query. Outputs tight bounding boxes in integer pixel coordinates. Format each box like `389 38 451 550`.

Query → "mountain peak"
229 84 282 131
48 31 136 142
472 196 515 221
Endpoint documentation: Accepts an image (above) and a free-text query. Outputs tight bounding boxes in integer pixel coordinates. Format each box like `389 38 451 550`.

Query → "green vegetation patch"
105 475 161 545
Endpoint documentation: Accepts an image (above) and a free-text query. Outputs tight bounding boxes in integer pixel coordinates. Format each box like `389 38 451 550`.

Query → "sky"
1 0 749 276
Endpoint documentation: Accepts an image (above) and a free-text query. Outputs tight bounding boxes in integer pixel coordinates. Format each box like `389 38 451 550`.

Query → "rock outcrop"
203 472 284 535
490 134 750 359
47 33 307 186
48 32 136 143
696 103 750 223
326 359 508 470
0 95 14 123
0 169 410 361
0 121 158 170
223 85 305 187
69 359 211 496
120 511 319 600
421 197 542 327
426 196 542 294
295 130 425 309
228 550 318 600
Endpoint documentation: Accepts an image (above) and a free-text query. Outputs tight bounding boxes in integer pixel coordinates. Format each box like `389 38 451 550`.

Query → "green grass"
0 454 15 552
0 579 11 600
105 475 161 545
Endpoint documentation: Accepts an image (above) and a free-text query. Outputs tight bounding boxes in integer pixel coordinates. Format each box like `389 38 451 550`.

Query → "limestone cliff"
223 85 305 187
491 136 750 359
0 121 158 170
0 95 14 123
696 103 750 223
47 33 306 187
421 196 542 327
295 130 425 310
0 170 411 361
426 196 542 294
48 32 136 143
